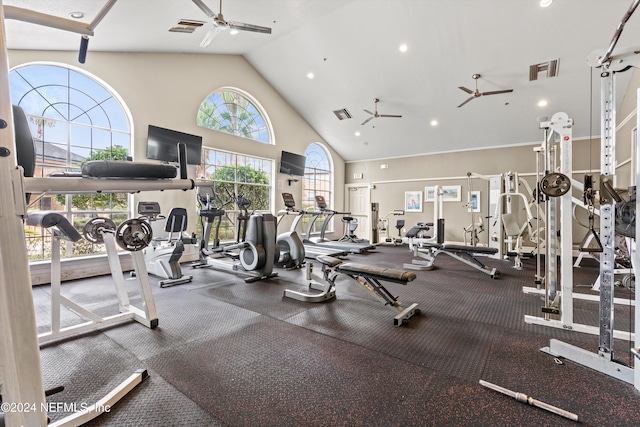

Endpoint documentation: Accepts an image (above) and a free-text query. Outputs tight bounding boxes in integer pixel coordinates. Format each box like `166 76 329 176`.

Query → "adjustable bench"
404 242 500 279
290 255 420 326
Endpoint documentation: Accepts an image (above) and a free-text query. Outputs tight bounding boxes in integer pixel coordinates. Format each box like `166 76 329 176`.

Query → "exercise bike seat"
164 208 188 233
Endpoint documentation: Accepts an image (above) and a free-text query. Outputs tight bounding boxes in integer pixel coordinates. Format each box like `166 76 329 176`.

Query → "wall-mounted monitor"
279 150 306 176
146 125 203 165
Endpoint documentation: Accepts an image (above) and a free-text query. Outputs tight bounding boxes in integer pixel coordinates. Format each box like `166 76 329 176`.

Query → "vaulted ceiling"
5 0 640 162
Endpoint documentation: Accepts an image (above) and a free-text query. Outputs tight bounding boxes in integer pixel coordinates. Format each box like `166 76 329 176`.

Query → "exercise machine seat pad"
315 255 415 283
405 223 434 238
337 262 416 284
82 160 177 179
316 255 344 268
441 244 498 255
26 212 82 242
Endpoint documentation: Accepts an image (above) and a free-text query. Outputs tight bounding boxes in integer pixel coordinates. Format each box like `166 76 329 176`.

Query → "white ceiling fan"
192 0 272 48
457 74 513 108
361 98 402 125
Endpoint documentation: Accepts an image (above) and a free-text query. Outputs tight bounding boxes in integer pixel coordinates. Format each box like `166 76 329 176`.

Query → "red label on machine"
563 135 570 141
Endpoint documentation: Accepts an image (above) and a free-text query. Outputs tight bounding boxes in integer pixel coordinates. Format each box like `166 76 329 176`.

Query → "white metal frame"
523 113 576 329
38 230 159 345
526 46 640 388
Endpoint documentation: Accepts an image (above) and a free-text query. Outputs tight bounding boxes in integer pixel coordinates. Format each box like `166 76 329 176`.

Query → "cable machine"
527 1 640 389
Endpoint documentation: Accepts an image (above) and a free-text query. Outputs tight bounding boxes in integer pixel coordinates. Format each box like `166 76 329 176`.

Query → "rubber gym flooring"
32 245 638 426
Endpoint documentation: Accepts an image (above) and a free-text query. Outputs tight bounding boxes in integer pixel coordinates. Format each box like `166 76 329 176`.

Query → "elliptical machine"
137 201 194 288
275 192 305 269
193 185 278 282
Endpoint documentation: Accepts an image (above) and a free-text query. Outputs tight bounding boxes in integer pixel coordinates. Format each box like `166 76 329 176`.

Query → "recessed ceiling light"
355 131 360 136
69 11 85 19
430 120 438 126
307 72 314 79
399 44 408 53
229 29 239 35
537 99 548 107
540 0 553 7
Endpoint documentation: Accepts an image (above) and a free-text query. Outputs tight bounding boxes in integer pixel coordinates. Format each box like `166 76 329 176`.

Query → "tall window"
10 63 132 260
197 88 273 144
303 143 333 233
198 148 273 242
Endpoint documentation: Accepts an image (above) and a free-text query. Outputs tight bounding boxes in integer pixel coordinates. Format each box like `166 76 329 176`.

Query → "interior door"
346 185 371 242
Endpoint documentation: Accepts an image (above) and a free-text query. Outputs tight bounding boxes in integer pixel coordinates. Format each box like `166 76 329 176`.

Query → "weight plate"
115 218 153 251
540 172 571 197
83 217 116 244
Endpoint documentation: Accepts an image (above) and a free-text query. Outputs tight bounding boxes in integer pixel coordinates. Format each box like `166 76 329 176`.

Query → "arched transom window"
197 88 273 144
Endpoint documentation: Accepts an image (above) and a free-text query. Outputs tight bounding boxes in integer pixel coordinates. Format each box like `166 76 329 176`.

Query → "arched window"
10 62 132 260
303 143 333 233
197 87 273 144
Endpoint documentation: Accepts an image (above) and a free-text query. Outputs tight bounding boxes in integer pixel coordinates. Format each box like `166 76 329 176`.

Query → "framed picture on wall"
405 191 423 212
425 186 436 202
470 191 480 212
442 185 461 202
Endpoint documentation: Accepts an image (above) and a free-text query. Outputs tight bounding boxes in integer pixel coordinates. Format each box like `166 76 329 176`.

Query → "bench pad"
26 212 82 242
82 161 177 179
337 262 416 283
441 244 498 255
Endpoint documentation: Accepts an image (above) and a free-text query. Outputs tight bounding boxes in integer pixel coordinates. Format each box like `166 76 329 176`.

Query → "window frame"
10 61 134 260
302 142 334 235
197 87 274 145
198 146 274 243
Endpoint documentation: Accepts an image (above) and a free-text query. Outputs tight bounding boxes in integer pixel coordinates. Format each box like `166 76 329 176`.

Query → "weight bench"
404 242 500 279
285 255 420 326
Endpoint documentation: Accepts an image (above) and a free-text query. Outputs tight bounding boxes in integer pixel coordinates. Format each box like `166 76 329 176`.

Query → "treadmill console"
138 201 162 216
315 195 327 210
282 192 296 209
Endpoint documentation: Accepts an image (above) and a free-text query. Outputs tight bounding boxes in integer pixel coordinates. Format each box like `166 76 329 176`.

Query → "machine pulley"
83 217 117 244
115 218 153 251
539 172 571 197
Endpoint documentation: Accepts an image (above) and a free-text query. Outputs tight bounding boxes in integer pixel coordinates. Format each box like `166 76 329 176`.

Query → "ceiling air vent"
169 19 206 33
333 108 352 120
529 59 559 81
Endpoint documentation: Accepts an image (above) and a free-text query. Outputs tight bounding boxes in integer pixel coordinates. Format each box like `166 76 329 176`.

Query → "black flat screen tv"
146 125 203 165
279 151 306 176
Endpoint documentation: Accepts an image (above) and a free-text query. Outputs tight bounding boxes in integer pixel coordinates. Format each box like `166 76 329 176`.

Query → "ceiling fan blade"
458 86 474 95
481 89 514 96
361 116 375 125
379 114 402 118
200 24 224 48
457 96 476 108
192 0 216 18
229 21 272 34
363 109 374 115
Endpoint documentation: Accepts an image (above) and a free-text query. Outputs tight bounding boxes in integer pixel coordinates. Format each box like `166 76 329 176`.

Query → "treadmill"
305 195 376 254
277 193 347 259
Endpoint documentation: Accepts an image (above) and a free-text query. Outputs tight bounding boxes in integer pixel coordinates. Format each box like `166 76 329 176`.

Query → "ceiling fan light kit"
457 73 514 108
